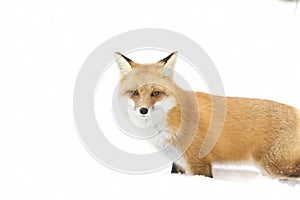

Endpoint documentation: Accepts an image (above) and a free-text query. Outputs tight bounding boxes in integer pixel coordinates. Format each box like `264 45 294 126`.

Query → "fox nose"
139 107 148 115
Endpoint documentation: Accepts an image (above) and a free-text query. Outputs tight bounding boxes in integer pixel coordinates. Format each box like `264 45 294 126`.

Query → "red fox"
115 52 300 178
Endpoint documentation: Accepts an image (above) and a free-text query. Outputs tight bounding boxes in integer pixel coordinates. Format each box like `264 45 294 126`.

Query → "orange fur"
167 91 300 178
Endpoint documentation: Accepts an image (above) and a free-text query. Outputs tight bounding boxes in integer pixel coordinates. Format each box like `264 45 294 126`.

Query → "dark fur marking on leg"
171 163 185 174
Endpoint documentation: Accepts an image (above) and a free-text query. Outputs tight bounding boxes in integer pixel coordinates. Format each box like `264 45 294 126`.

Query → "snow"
95 167 300 200
1 0 300 199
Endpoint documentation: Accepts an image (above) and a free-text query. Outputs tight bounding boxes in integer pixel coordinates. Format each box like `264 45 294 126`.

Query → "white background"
1 0 300 200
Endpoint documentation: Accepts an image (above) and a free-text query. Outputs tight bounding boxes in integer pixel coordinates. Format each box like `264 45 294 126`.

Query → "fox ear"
159 52 178 77
115 52 135 76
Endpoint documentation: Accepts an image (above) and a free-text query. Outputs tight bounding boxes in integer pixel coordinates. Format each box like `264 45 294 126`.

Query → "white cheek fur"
127 99 135 110
153 97 176 113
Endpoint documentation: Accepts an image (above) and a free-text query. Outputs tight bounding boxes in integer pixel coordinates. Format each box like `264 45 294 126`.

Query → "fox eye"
131 90 138 96
151 91 160 97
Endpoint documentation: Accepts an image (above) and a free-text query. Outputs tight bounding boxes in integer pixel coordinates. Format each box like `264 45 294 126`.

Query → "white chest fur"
149 129 189 173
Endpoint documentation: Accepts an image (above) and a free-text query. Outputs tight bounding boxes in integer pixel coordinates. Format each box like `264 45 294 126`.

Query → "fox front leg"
171 162 185 174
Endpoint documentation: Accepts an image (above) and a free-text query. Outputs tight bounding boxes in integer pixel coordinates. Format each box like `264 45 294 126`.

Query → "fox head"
115 52 179 128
